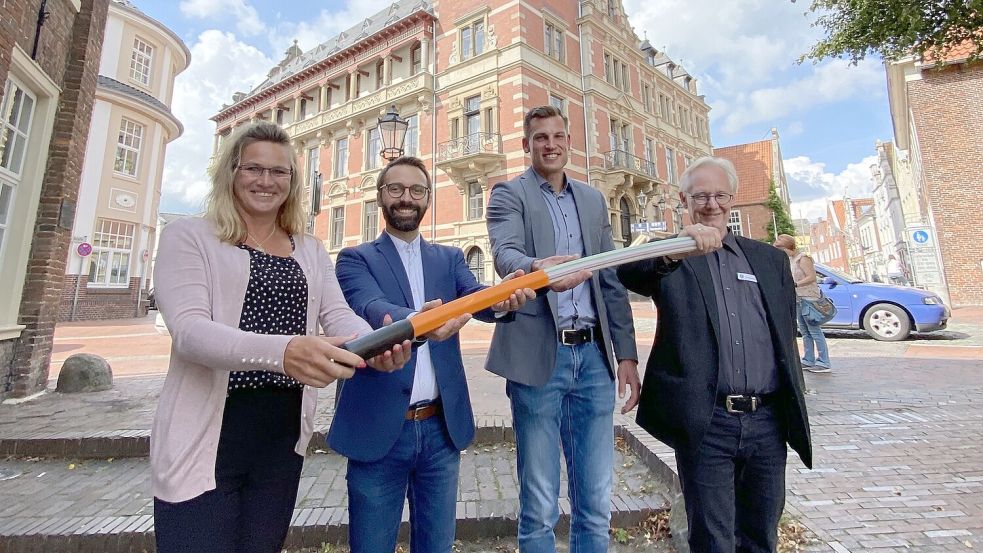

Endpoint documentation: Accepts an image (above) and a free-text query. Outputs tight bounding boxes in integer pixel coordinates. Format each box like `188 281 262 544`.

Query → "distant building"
713 128 791 241
0 0 110 399
843 196 875 278
211 0 713 282
885 43 983 305
792 218 811 255
811 200 848 272
60 0 190 321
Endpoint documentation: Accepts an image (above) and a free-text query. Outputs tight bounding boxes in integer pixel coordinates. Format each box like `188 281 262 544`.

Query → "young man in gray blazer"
485 105 640 552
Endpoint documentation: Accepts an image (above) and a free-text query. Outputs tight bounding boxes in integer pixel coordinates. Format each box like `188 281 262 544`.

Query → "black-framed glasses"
236 164 292 181
380 183 429 200
688 192 734 206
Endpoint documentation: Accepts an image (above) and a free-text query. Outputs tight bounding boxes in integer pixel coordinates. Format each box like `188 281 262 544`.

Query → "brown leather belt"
406 400 442 421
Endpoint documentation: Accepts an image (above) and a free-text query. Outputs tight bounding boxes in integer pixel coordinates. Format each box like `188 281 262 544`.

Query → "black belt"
558 326 599 346
716 393 778 414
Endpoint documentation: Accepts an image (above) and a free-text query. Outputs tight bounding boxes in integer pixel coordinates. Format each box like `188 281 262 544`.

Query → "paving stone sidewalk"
3 303 983 552
0 438 668 552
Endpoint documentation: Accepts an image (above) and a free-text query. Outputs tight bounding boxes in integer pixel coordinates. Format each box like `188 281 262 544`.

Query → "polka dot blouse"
227 236 307 392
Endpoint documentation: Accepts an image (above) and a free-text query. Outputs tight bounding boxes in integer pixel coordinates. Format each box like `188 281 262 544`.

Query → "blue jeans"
797 302 830 368
507 341 615 553
346 415 461 553
675 403 788 553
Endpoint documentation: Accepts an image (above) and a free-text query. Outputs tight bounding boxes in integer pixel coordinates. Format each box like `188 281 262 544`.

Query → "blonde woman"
151 121 411 552
774 234 831 373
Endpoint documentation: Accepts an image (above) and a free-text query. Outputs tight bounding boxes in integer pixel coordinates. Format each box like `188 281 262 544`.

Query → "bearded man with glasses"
329 156 535 552
618 156 813 553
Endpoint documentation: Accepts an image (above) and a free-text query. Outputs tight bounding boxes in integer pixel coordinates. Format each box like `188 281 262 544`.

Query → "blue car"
814 263 950 341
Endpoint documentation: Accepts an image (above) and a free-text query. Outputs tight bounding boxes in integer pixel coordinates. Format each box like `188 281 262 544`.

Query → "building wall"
906 62 983 306
212 0 712 282
0 0 110 399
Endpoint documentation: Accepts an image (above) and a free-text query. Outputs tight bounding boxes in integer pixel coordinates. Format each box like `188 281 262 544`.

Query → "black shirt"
227 236 307 392
706 232 779 395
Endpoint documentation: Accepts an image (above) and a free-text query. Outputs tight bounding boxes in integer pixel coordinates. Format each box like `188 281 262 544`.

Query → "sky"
134 0 894 222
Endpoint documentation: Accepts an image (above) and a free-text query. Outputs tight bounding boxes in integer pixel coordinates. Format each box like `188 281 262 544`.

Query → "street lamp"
636 190 648 222
657 196 667 223
378 104 409 161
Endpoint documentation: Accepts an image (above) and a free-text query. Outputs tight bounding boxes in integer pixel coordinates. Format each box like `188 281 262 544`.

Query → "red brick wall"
1 0 110 399
58 276 148 322
733 203 773 241
907 62 983 306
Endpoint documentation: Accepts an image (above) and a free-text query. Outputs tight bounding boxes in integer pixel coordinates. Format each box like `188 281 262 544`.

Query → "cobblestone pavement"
0 442 668 541
2 303 982 552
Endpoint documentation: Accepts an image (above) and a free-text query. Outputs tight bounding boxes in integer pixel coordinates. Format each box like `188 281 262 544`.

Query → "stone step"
0 431 671 553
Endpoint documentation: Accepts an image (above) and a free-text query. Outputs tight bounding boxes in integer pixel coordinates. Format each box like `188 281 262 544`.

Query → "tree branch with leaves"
800 0 983 64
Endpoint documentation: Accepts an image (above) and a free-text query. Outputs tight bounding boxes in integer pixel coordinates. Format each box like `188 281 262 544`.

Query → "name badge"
737 272 758 283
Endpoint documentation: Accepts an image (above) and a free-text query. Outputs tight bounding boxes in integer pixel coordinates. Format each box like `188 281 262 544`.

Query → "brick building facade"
885 47 983 306
713 128 791 241
211 0 713 281
0 0 110 399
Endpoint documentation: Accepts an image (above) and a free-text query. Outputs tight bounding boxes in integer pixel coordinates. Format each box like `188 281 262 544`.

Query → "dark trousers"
154 388 305 553
675 403 788 553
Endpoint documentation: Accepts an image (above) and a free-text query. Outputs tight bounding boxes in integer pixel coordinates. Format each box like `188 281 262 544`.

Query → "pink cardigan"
151 217 371 503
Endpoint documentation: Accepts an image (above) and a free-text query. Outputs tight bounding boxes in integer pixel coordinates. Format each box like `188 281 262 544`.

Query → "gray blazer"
485 167 637 386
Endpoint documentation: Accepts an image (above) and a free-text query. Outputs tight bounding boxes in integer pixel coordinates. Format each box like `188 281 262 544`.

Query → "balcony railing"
436 133 503 163
602 150 657 179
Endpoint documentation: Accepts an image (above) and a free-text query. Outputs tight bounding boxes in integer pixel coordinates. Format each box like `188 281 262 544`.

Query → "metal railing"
602 150 657 178
436 133 503 163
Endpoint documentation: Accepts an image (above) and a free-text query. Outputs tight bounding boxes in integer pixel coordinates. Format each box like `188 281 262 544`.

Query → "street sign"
77 242 92 257
630 221 667 232
909 228 933 248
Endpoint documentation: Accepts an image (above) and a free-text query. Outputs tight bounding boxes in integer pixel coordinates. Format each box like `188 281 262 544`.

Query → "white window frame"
366 127 381 170
362 200 378 243
460 19 485 61
544 21 564 62
129 37 154 87
467 181 484 220
549 94 565 114
114 118 143 177
728 209 743 236
466 247 485 283
334 138 348 178
665 147 676 184
405 114 419 157
330 206 345 249
88 219 135 288
0 76 37 266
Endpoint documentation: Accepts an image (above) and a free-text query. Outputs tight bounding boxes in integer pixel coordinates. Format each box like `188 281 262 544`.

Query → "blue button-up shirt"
536 171 597 330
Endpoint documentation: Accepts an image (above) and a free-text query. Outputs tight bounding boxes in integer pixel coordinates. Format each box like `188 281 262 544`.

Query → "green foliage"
765 182 797 241
800 0 983 64
611 527 632 544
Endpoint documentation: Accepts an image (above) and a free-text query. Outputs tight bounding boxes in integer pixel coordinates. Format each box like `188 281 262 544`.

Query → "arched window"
466 247 485 283
618 197 632 244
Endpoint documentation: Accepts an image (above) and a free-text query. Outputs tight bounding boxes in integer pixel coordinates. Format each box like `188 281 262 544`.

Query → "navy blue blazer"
328 233 500 462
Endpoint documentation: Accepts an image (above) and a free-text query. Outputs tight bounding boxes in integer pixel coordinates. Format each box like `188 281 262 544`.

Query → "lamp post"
636 190 648 223
308 170 322 233
378 104 409 162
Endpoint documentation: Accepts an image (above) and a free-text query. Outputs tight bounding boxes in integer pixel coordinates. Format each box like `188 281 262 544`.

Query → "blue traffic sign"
912 230 929 244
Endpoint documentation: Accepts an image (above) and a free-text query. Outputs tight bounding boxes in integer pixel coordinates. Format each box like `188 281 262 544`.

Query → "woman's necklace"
246 226 277 253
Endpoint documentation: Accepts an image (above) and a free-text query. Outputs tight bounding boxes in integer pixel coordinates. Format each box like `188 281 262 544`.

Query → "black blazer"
617 236 812 468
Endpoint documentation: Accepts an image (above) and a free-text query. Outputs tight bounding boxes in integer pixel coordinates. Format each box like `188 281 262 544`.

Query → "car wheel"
863 303 911 341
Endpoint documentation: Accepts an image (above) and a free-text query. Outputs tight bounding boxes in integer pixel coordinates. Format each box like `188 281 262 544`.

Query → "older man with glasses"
618 156 813 553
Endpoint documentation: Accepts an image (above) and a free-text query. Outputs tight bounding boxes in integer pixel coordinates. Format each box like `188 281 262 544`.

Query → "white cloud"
161 30 274 213
622 0 884 136
265 1 393 54
179 0 264 36
719 59 883 134
784 154 878 222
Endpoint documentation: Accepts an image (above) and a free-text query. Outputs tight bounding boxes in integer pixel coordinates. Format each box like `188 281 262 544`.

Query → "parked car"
814 263 949 341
